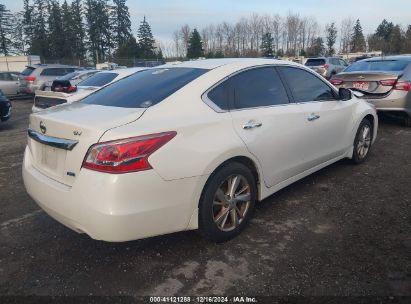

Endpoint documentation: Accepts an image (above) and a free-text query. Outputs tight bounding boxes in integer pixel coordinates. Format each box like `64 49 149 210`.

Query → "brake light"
82 132 177 173
67 85 77 93
394 81 411 91
24 76 36 82
330 79 343 85
379 79 397 86
322 64 329 70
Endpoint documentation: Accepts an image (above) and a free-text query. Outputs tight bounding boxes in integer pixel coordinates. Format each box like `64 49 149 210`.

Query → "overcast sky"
3 0 411 41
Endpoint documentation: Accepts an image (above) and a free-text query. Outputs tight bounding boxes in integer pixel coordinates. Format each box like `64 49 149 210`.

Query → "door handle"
242 121 262 129
307 113 320 121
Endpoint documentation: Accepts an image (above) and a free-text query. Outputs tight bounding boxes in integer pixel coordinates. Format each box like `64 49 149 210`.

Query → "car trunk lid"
334 71 402 95
28 103 147 186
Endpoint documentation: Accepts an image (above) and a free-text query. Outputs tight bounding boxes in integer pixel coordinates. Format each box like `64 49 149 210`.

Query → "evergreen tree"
70 0 86 64
61 0 75 60
325 23 337 55
187 28 203 59
403 25 411 53
306 37 325 56
351 19 366 52
389 25 404 54
0 4 13 55
30 0 50 58
11 12 26 54
47 0 64 59
112 0 132 47
22 0 34 53
85 0 113 64
261 32 274 57
137 16 156 59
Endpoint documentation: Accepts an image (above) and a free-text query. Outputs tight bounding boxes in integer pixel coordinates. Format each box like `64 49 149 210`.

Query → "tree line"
1 2 411 63
169 13 411 59
0 0 160 66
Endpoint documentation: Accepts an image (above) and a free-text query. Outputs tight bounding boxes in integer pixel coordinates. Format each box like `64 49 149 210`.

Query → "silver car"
0 71 20 97
305 57 349 79
331 55 411 127
18 64 81 95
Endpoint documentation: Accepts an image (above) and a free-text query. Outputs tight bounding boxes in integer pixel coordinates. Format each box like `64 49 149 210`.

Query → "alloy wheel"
212 174 251 232
357 124 371 159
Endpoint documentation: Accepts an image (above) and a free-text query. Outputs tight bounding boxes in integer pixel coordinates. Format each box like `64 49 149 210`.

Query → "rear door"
277 66 355 168
228 66 312 188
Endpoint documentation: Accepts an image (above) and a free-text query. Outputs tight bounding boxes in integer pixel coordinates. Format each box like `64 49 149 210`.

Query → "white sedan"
32 67 147 112
23 59 378 242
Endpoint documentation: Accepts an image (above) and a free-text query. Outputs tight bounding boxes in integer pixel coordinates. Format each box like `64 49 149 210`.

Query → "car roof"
360 55 411 62
158 58 300 70
101 67 147 76
29 64 80 68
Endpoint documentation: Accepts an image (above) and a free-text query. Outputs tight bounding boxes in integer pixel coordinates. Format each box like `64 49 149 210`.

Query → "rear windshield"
305 59 326 66
21 67 35 76
78 72 118 87
345 60 410 72
82 68 208 108
57 72 80 81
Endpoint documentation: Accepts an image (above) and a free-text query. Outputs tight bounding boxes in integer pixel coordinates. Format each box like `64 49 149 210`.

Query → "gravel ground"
0 99 410 299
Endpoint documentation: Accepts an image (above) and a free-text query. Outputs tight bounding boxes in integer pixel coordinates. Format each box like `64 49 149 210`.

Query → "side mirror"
339 88 352 101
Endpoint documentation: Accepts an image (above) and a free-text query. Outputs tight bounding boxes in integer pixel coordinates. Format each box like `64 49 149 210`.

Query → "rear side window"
231 67 289 109
0 73 10 81
305 59 326 66
78 72 118 87
207 81 230 110
278 67 336 102
40 68 68 76
345 60 410 72
21 67 35 76
82 68 208 108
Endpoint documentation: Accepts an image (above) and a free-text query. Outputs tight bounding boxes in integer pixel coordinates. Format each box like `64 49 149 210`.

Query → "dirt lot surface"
0 99 410 299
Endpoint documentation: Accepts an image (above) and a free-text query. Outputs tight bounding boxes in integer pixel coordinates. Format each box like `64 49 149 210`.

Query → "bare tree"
340 18 355 54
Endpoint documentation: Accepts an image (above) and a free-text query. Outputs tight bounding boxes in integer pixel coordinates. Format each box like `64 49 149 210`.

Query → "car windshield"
57 72 80 81
82 68 208 108
345 60 410 72
305 59 326 66
77 72 118 87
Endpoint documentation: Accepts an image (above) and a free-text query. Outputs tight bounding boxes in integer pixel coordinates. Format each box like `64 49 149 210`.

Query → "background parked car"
47 70 100 92
33 67 147 112
0 71 20 97
305 57 349 79
330 55 411 126
18 64 81 95
0 89 11 122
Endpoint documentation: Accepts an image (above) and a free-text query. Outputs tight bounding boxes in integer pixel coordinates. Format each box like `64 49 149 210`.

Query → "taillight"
24 76 36 82
67 85 77 93
394 81 411 91
82 132 177 173
379 79 397 86
330 79 343 85
322 64 329 70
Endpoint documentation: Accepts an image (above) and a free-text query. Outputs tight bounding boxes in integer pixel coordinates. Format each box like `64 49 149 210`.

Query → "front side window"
82 68 208 108
230 67 289 109
278 66 336 103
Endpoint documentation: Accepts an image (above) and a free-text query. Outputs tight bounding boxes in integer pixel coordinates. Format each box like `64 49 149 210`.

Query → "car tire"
404 115 411 127
352 118 372 164
198 162 257 243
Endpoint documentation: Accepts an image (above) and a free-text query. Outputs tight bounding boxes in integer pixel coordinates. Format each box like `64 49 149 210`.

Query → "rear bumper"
22 147 207 242
367 93 411 115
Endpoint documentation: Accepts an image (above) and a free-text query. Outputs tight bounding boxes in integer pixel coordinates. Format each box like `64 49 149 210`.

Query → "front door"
228 66 312 188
